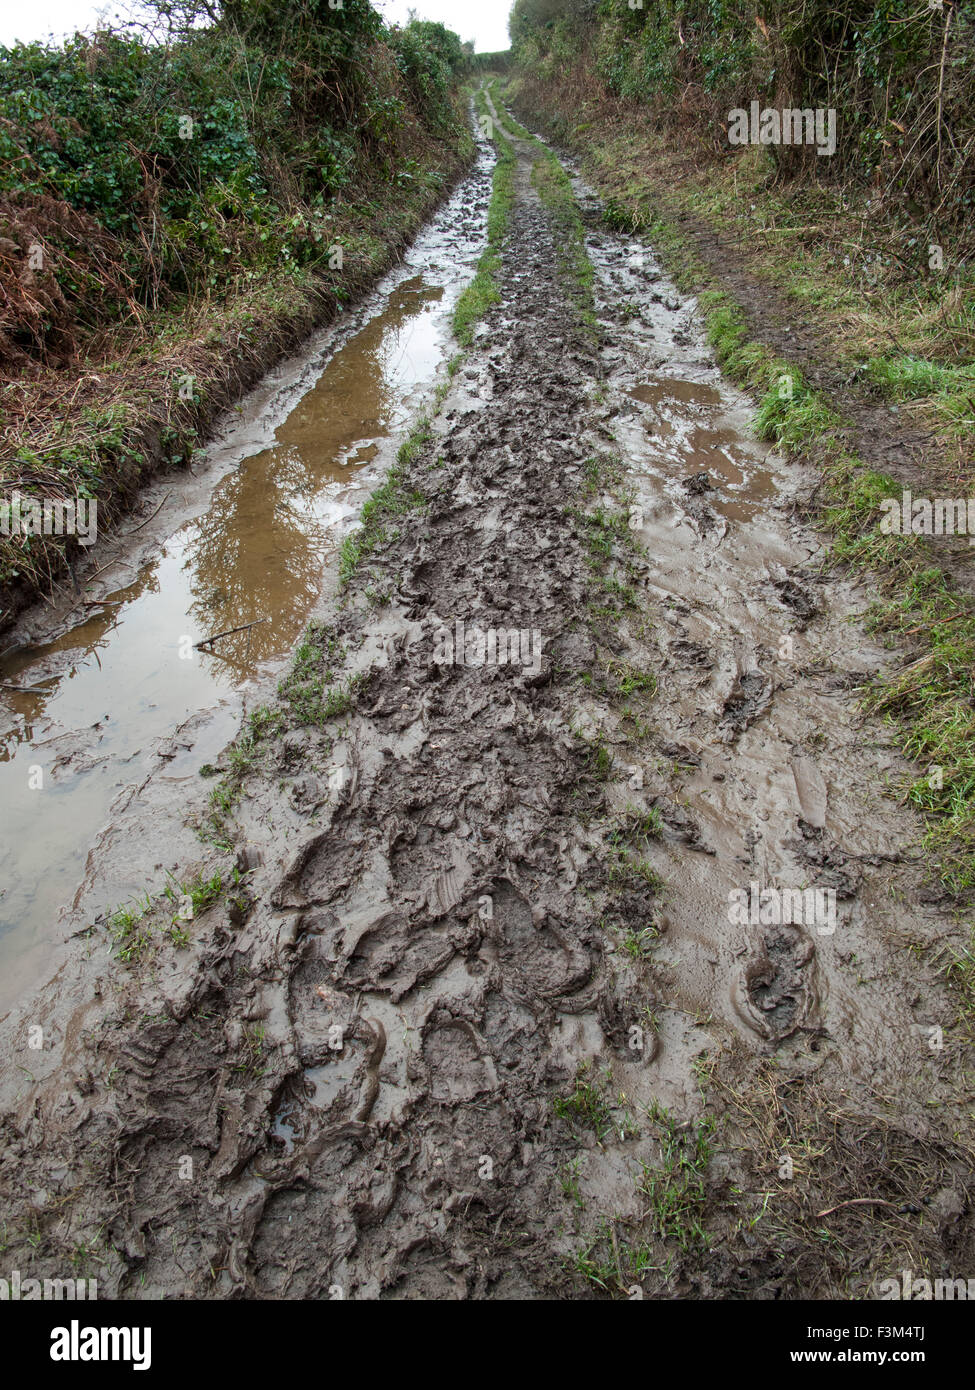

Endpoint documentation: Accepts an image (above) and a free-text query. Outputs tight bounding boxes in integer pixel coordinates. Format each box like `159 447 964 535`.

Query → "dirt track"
1 99 973 1300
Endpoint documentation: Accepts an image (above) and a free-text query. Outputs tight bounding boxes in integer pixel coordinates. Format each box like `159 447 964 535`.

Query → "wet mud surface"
0 102 972 1300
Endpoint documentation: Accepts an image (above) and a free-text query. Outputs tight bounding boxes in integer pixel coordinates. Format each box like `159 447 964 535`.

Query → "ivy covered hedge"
510 0 974 232
0 0 471 371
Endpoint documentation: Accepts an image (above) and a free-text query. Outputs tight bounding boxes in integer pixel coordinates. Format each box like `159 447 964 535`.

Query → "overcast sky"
0 0 512 52
375 1 510 52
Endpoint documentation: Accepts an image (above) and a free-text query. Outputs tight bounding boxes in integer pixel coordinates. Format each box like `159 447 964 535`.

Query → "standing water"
0 143 494 1012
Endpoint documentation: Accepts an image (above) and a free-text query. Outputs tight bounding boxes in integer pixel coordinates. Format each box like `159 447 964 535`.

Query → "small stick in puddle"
1 677 58 693
128 490 171 534
194 618 268 650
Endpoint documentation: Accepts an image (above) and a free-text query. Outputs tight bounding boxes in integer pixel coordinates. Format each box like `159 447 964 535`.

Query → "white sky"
374 0 511 53
0 0 512 52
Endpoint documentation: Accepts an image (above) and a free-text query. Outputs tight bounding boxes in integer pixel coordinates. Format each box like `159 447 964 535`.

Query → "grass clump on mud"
339 461 427 586
568 1105 715 1292
277 627 359 728
568 483 646 630
554 1065 615 1141
195 621 356 847
637 1105 715 1253
107 897 154 964
198 701 284 846
105 862 247 963
451 88 515 347
555 1062 636 1146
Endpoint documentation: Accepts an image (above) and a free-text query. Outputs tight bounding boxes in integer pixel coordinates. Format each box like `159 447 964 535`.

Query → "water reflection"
0 270 450 987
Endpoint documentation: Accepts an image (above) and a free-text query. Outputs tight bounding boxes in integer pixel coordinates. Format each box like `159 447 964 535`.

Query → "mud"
0 96 972 1302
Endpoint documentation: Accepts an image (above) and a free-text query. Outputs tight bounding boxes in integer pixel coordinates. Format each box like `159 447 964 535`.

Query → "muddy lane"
0 117 622 1299
0 99 972 1302
0 147 494 1012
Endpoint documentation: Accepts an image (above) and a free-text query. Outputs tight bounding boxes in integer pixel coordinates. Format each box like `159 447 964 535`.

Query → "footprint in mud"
678 473 725 536
651 796 715 854
769 572 820 631
719 669 773 742
422 1018 497 1103
303 1046 363 1115
732 923 822 1044
785 823 863 898
271 828 367 908
598 983 660 1061
340 911 456 1002
667 635 713 671
492 879 592 1001
381 1243 467 1300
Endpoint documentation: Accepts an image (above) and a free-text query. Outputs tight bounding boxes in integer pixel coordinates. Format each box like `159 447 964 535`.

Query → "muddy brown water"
0 148 494 1013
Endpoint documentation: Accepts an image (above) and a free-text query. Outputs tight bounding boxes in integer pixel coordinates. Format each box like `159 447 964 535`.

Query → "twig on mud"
814 1197 900 1219
903 612 962 637
127 490 171 534
82 558 120 584
194 618 268 649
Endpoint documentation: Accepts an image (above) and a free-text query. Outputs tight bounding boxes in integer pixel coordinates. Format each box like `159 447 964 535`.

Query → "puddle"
305 1049 362 1110
623 373 776 522
0 145 494 1012
629 377 721 408
270 1046 363 1154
